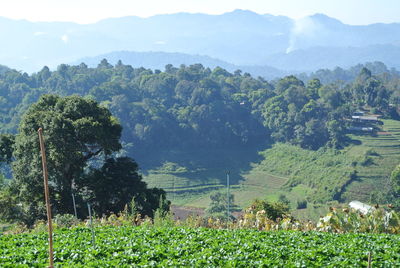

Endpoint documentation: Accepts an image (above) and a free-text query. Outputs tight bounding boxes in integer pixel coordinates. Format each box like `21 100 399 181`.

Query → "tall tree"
390 165 400 210
12 94 122 223
79 157 147 216
0 134 14 164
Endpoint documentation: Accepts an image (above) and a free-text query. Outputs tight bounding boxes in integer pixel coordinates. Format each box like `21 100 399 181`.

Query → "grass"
254 143 357 203
135 119 400 221
342 119 400 202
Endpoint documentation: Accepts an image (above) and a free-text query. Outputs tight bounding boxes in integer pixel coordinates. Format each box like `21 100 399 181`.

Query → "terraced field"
140 119 400 219
343 119 400 202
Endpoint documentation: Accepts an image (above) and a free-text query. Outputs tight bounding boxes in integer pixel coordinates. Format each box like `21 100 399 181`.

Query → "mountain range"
1 9 399 74
75 51 288 79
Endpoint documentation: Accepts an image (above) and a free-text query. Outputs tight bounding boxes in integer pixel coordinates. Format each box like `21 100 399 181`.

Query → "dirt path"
170 205 205 220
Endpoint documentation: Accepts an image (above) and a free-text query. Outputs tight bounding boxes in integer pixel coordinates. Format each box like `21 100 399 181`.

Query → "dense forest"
1 60 400 217
0 60 399 150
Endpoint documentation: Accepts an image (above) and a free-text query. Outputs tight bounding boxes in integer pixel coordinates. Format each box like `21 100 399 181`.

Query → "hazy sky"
1 0 399 25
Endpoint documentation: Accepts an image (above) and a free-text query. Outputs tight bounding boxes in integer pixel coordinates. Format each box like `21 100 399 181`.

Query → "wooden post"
72 192 77 218
87 203 96 247
367 252 372 268
38 128 54 268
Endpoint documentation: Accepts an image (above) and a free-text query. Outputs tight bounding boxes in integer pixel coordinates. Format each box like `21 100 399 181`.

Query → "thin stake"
87 203 95 247
227 171 230 224
71 192 77 218
38 128 54 268
367 252 372 268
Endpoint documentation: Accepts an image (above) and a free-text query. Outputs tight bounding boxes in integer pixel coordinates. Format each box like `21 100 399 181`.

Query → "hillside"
1 61 400 220
143 118 400 220
266 44 400 71
76 51 287 80
0 64 10 75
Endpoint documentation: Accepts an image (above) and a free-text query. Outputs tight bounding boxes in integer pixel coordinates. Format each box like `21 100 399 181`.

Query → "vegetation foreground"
1 226 399 267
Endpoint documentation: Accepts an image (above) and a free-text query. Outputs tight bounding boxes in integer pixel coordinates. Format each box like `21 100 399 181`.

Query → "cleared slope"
142 119 400 219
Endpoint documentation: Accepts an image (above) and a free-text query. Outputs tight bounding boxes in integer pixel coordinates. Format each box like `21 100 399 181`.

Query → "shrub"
250 199 290 221
278 194 290 206
360 156 374 166
297 199 308 209
54 214 80 228
365 149 379 156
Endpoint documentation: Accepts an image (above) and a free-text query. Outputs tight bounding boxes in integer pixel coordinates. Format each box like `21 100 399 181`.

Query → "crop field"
1 226 399 267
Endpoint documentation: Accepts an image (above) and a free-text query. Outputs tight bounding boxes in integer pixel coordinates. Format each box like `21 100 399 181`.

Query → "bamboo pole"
72 192 77 218
87 203 96 247
367 252 372 268
38 128 54 268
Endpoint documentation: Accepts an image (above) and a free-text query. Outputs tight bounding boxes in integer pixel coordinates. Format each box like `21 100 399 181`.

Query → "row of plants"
3 201 399 235
1 224 399 267
1 202 399 266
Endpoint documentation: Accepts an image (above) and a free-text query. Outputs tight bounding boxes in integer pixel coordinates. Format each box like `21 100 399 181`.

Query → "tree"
0 134 14 164
390 165 400 210
12 94 122 223
250 199 290 221
0 134 14 181
206 192 238 220
8 94 170 224
79 157 158 217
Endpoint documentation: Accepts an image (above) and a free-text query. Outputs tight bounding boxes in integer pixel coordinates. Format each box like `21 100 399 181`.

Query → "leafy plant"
1 226 399 267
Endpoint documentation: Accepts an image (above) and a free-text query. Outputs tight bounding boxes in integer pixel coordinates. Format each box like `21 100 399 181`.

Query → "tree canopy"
0 61 400 220
6 94 167 224
0 61 399 152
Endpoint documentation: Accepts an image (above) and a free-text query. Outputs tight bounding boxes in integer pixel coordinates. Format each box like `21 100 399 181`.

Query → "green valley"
143 118 400 220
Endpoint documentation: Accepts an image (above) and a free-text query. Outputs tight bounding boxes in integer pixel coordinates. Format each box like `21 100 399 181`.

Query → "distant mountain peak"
308 13 343 25
224 9 260 16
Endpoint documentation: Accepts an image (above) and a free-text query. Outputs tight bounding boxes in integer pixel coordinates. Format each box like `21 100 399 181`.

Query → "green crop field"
1 226 399 267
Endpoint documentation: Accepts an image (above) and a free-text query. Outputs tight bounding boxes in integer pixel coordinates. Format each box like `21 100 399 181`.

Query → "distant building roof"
348 126 373 132
351 115 379 121
349 201 374 214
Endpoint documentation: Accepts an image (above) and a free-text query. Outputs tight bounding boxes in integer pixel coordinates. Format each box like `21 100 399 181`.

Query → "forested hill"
75 51 287 80
0 60 399 152
0 65 10 75
299 61 400 84
1 60 400 211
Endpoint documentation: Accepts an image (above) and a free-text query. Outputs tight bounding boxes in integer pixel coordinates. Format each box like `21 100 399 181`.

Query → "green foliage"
262 76 347 149
0 174 4 188
297 199 308 209
317 206 400 234
0 61 400 220
206 192 237 220
53 214 80 228
0 186 22 222
0 134 14 164
1 226 399 266
360 155 374 166
153 161 188 174
249 199 290 221
6 95 168 225
11 95 122 224
257 143 358 202
79 157 148 216
390 165 400 210
278 194 290 206
391 165 400 195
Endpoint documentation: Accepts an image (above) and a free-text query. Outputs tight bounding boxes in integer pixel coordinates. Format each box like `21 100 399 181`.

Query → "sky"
0 0 399 25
